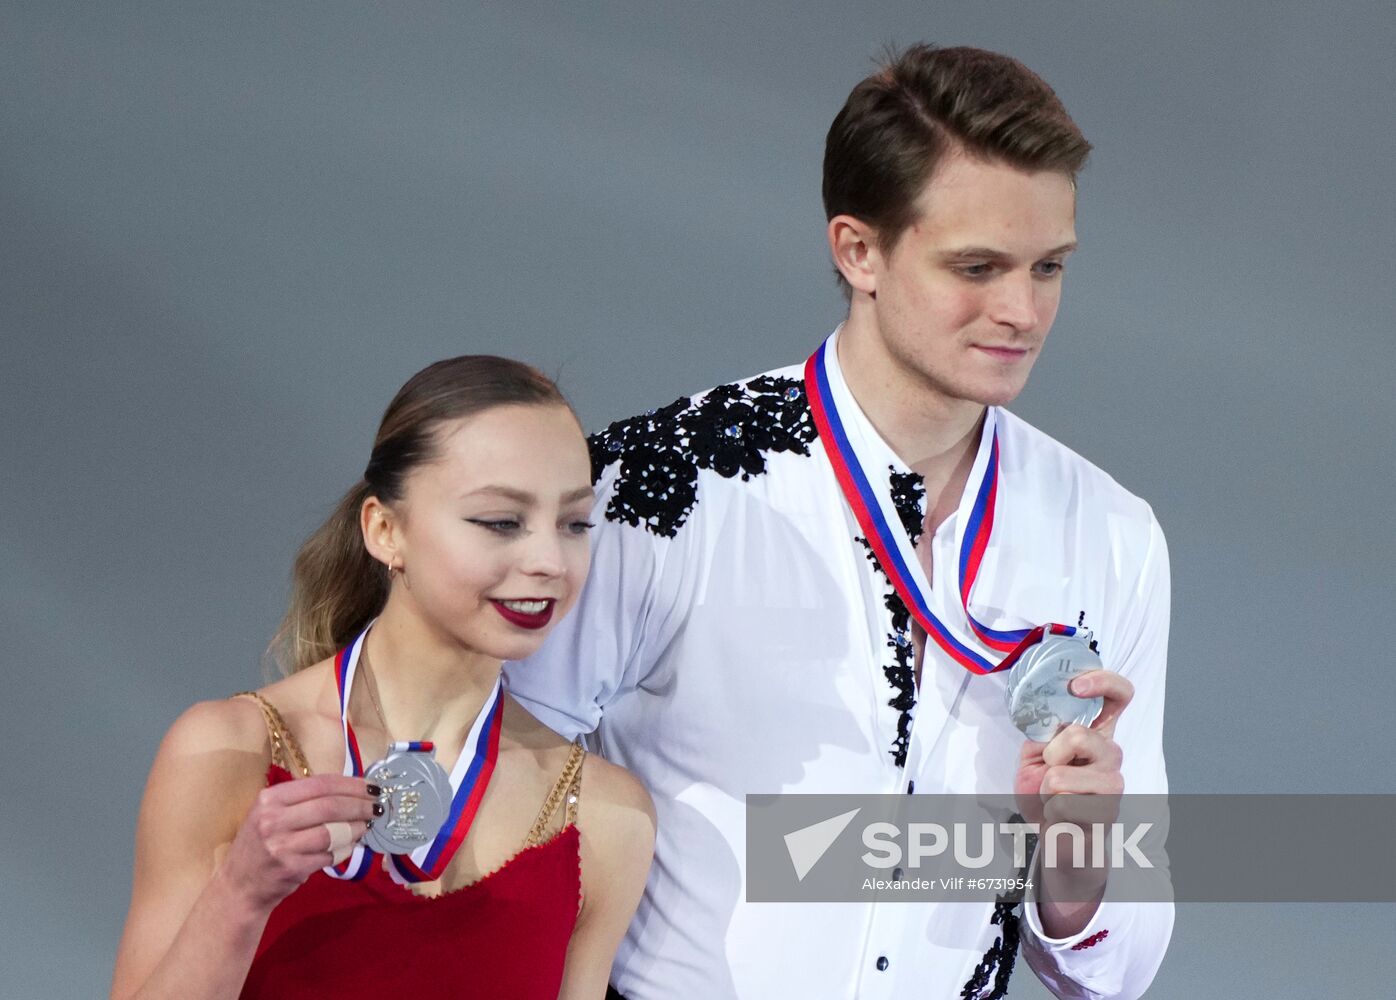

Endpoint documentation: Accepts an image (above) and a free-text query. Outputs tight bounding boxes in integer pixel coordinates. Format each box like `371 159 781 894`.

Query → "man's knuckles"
1041 724 1097 765
1040 765 1125 799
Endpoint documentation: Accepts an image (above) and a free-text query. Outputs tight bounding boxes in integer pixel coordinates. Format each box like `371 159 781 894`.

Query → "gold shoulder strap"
524 742 586 848
233 691 312 778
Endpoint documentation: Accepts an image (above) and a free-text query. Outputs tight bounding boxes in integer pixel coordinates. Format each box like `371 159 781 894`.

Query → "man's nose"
988 272 1040 331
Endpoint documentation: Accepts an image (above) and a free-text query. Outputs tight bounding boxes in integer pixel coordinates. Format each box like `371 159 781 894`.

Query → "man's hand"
1015 669 1133 822
1014 669 1134 936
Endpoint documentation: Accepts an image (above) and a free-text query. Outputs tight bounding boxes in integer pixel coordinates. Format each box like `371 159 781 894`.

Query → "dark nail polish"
366 783 382 797
373 802 385 817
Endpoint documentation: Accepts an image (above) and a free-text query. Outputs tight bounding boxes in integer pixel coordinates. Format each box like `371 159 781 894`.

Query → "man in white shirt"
507 44 1171 999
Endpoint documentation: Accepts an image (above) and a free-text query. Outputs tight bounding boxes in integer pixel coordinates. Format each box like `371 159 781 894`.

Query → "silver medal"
363 747 453 856
1005 632 1105 742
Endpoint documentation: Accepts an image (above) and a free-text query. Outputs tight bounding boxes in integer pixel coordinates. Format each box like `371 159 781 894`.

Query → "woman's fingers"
271 793 380 838
256 773 377 807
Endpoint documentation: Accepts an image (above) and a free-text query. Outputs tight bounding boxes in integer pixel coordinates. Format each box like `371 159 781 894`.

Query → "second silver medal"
1005 632 1106 742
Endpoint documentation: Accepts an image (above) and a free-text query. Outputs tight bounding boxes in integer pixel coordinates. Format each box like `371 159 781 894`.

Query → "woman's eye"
468 518 521 533
567 520 596 535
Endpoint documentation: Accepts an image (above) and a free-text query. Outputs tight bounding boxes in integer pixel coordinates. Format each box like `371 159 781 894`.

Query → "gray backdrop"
4 2 1392 996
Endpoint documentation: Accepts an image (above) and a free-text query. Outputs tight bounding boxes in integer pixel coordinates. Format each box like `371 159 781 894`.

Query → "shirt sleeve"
1020 510 1174 1000
503 459 691 740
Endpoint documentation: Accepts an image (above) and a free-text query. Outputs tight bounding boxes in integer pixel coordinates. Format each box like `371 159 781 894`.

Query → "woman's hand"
217 774 380 912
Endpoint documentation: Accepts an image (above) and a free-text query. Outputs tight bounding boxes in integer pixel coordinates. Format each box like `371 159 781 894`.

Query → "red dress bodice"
240 765 581 999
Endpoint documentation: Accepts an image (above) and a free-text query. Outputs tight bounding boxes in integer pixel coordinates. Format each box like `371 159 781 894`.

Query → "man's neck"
836 316 986 533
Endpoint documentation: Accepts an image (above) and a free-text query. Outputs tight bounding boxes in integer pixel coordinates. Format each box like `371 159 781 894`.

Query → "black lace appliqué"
888 470 926 541
854 467 925 769
588 375 816 538
959 820 1036 999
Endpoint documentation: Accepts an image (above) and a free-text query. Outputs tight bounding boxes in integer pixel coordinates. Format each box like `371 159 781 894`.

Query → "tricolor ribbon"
385 683 503 886
322 624 505 884
322 628 376 880
803 335 1081 676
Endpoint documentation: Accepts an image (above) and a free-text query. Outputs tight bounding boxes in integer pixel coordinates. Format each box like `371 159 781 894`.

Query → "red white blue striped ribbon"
323 627 376 880
385 682 504 886
803 336 1081 675
322 624 505 884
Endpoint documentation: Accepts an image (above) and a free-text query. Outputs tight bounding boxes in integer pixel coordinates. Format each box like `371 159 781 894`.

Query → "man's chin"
907 365 1031 409
967 378 1031 408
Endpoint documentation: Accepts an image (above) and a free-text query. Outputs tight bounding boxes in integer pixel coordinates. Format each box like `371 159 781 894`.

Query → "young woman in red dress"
111 356 656 999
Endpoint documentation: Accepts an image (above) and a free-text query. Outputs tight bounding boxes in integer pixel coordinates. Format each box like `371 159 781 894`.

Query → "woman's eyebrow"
462 485 534 503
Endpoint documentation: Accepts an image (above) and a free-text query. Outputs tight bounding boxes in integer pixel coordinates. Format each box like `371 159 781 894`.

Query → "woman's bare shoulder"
135 697 275 870
160 697 270 761
577 753 655 832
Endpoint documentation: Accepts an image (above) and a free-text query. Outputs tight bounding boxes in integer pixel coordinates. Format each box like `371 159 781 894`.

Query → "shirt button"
876 956 890 972
893 867 904 881
907 781 915 795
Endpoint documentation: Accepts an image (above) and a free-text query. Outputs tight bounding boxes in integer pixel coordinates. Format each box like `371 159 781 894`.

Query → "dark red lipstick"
490 599 556 630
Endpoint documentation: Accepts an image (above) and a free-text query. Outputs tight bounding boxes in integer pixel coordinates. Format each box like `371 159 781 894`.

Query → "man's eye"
958 263 992 278
1034 261 1065 277
468 519 521 533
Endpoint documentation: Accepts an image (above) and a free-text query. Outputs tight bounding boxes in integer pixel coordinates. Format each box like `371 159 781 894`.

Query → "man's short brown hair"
823 44 1091 294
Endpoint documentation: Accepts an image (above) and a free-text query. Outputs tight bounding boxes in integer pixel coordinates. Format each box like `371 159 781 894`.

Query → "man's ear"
827 214 881 298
